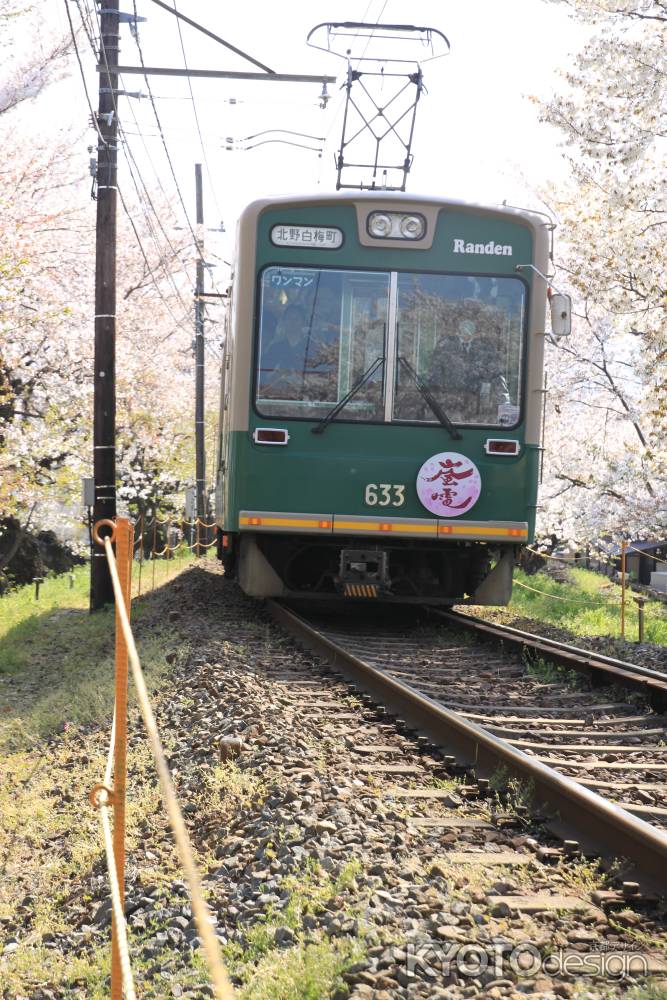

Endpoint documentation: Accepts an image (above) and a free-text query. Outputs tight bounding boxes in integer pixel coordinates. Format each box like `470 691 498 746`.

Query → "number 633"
364 483 406 507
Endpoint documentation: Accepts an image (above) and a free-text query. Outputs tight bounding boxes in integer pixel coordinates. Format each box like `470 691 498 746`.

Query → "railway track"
437 608 667 708
268 600 667 894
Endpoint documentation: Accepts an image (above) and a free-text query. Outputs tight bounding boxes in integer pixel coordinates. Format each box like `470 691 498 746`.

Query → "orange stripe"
438 524 528 538
240 514 526 540
335 520 435 535
240 516 331 530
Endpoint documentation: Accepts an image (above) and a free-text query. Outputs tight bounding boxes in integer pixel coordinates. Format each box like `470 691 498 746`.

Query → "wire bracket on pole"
307 21 449 191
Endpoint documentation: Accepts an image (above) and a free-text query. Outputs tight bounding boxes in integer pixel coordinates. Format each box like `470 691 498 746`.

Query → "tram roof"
239 190 551 230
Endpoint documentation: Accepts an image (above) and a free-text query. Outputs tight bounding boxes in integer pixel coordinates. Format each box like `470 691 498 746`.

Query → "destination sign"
271 225 343 249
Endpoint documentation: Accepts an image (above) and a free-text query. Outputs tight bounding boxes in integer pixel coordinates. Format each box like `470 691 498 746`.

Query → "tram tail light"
253 428 289 445
485 439 520 455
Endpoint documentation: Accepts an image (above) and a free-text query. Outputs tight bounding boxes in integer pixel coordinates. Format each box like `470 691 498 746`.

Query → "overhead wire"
171 0 224 226
77 0 194 332
68 0 163 280
73 0 98 55
316 0 389 186
117 133 194 328
81 0 179 231
126 0 227 301
63 0 108 149
120 102 197 277
117 126 193 303
130 0 201 255
69 0 227 502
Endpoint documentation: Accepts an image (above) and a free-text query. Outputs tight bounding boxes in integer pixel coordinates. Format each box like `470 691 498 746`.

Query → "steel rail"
432 610 667 708
268 600 667 893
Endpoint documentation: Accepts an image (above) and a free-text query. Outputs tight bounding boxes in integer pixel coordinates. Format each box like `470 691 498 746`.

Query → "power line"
78 1 164 192
127 3 227 301
69 0 178 300
79 0 199 320
70 0 193 334
73 0 100 64
121 99 195 263
117 146 193 330
76 0 225 317
63 0 108 147
131 1 200 255
316 0 381 184
355 0 389 65
120 122 192 277
172 0 224 225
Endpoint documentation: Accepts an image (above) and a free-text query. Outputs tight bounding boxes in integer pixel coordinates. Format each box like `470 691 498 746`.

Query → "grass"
525 653 582 689
239 937 364 1000
509 567 667 645
0 557 201 997
488 766 534 824
557 857 607 896
425 774 461 793
1 562 371 999
0 554 205 752
0 939 113 999
192 761 268 847
576 984 667 1000
222 859 367 1000
430 857 529 899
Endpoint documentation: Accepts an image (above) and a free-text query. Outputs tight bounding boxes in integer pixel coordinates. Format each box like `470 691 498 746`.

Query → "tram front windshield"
255 266 525 427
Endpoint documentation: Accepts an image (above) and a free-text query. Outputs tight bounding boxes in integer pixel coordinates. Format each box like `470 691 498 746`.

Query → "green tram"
215 193 563 604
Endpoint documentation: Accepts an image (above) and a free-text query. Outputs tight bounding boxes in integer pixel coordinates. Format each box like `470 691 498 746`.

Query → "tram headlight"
367 211 426 240
367 212 393 238
399 214 425 239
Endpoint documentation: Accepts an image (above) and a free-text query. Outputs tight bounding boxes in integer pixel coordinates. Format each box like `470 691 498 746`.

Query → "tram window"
256 267 390 421
393 274 525 427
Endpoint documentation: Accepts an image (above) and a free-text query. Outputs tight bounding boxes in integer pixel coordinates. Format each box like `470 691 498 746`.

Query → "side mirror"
549 292 572 337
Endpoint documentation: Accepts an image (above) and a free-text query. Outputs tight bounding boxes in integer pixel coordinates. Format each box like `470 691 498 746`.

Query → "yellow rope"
514 578 621 606
188 537 217 550
524 544 614 567
626 544 667 568
92 688 136 1000
97 791 137 1000
103 537 236 1000
105 708 116 787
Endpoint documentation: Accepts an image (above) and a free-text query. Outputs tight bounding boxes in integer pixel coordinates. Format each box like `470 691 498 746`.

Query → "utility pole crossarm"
147 0 276 74
97 64 336 84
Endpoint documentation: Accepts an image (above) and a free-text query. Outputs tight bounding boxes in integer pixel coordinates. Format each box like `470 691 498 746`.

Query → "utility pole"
91 0 120 609
194 163 206 556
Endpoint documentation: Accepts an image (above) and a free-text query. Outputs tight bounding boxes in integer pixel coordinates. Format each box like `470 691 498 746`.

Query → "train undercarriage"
219 532 517 606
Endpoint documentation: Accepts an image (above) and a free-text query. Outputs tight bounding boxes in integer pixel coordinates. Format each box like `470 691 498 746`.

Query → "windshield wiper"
398 355 462 440
311 356 384 435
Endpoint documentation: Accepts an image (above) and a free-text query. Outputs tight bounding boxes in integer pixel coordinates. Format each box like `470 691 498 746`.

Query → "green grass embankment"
0 556 196 995
508 566 667 646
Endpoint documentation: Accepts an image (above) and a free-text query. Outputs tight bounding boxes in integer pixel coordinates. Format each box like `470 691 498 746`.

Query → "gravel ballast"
2 564 666 999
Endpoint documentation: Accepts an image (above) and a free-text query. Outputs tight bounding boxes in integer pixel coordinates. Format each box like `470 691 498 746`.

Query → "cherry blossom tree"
0 1 202 578
537 0 666 544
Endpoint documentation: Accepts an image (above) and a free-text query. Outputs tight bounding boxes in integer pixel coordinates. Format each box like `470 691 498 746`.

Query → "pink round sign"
416 452 482 517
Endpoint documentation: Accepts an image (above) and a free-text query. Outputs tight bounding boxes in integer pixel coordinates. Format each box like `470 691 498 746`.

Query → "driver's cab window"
256 267 389 421
394 273 525 427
